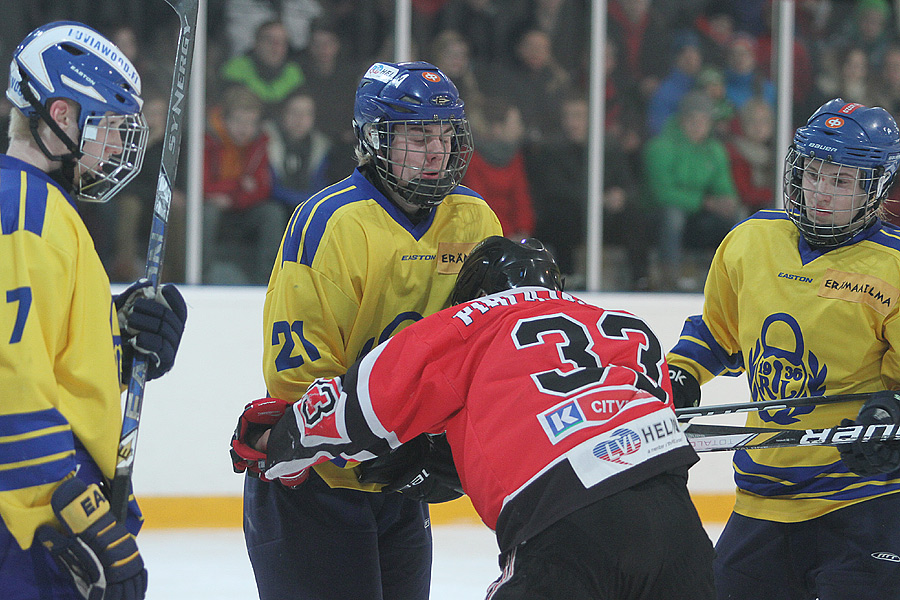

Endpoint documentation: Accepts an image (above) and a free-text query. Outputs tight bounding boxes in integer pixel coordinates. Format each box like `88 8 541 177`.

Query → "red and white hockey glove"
274 466 311 487
230 397 310 487
231 398 289 480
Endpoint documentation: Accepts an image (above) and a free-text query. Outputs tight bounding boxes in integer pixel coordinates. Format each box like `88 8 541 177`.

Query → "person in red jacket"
726 97 776 212
232 236 715 600
464 100 536 239
203 84 284 284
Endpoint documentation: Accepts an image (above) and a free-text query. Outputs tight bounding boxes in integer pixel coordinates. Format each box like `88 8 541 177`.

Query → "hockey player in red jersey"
232 236 715 599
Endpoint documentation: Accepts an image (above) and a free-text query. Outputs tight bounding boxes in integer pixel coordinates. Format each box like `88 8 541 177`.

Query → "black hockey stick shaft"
110 0 199 522
685 421 900 452
674 390 900 422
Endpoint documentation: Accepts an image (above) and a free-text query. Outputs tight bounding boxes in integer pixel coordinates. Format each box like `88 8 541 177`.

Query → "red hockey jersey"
265 287 698 551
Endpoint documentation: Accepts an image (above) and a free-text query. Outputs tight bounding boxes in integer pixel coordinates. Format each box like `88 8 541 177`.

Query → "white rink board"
124 287 744 499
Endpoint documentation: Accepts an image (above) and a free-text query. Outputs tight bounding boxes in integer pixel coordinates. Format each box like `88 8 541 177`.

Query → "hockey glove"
231 397 311 487
231 397 290 479
838 393 900 476
35 478 147 600
116 279 187 383
357 433 464 503
669 366 701 409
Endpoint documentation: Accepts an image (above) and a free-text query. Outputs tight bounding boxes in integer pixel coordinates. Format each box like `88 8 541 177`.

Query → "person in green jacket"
644 90 742 290
220 20 305 121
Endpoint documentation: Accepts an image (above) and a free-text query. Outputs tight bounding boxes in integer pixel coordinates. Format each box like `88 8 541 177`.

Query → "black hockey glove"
838 392 900 476
669 366 701 409
357 433 464 503
116 279 187 383
35 478 147 600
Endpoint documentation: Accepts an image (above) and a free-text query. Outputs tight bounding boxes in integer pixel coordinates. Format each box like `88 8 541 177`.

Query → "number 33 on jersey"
270 286 694 539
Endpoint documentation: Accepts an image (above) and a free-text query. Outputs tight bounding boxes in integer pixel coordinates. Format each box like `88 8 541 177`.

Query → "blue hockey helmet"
7 21 148 202
451 236 564 305
353 61 473 210
784 99 900 246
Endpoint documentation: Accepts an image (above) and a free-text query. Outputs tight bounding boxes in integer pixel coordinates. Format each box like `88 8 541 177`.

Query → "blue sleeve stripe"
670 316 744 377
0 409 68 437
23 176 47 236
0 429 75 468
0 451 76 492
282 184 359 266
0 170 23 235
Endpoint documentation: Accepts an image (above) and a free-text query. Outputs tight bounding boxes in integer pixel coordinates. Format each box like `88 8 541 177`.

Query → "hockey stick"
110 0 199 522
674 390 900 422
685 421 900 452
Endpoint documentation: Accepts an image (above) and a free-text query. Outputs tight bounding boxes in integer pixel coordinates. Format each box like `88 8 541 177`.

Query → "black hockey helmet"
451 236 563 304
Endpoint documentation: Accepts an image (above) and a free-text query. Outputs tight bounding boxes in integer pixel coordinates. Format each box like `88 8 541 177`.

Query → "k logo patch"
539 399 587 443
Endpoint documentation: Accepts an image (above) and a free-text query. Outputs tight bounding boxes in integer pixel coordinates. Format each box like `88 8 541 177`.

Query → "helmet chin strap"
17 66 83 164
29 115 79 195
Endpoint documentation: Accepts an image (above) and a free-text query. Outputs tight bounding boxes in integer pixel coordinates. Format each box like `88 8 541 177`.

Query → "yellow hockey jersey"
0 155 124 549
263 168 502 490
668 210 900 522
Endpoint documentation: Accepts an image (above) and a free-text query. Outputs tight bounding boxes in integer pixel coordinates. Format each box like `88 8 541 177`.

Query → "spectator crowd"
3 0 899 290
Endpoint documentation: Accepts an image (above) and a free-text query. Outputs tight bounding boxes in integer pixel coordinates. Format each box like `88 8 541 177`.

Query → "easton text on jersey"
778 272 813 283
401 254 436 261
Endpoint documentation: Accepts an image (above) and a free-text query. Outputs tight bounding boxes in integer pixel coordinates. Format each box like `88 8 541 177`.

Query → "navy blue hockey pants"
714 491 900 599
243 469 432 600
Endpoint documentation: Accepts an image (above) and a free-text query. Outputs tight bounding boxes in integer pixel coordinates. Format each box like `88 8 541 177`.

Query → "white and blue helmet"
7 21 148 202
784 99 900 246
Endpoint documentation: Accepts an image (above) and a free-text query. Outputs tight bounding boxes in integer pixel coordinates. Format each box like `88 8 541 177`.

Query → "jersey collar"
0 154 77 210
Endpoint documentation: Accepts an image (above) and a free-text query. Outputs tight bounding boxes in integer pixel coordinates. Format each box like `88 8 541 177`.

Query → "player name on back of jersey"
452 288 585 326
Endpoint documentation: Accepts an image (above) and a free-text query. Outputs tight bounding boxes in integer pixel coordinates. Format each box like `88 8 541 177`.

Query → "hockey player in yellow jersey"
1 22 187 600
667 98 900 599
240 61 501 599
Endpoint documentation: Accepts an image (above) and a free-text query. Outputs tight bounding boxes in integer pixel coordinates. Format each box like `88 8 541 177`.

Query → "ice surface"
139 524 724 599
